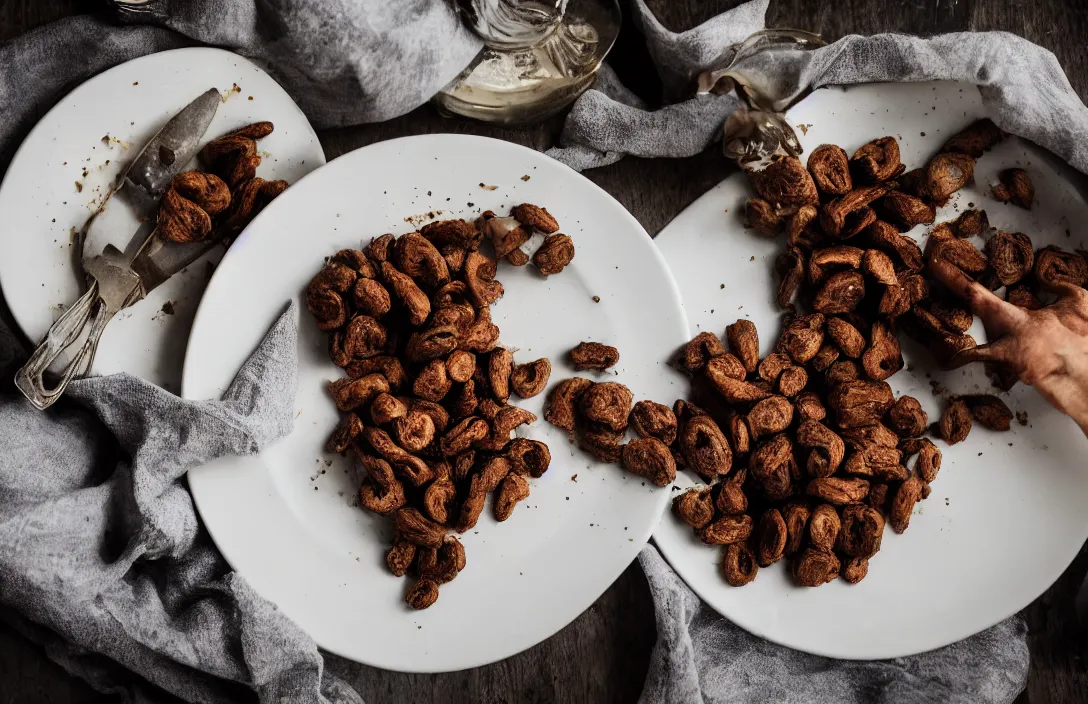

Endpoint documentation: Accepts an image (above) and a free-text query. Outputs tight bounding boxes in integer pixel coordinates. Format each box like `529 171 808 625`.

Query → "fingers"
927 257 1028 337
948 338 1016 368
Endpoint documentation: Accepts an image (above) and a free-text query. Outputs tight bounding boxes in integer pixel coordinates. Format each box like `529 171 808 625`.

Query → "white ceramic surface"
652 81 1088 660
182 134 689 672
0 47 325 393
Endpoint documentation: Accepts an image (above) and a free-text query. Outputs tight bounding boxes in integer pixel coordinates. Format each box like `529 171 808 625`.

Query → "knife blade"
82 87 221 262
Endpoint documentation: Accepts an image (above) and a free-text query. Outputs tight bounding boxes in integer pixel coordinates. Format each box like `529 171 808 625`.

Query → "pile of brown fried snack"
156 122 288 244
658 118 1088 588
306 204 574 609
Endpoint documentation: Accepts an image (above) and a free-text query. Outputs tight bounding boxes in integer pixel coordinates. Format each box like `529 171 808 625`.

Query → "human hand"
929 257 1088 435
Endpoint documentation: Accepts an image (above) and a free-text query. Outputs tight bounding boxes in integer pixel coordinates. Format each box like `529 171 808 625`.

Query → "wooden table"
1 1 1086 702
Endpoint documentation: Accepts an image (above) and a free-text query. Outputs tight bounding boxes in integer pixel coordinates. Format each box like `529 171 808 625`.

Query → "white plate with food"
182 134 689 672
652 81 1088 659
0 47 325 393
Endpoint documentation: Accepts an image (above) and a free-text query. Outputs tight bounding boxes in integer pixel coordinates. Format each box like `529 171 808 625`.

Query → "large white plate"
653 81 1088 659
182 134 689 672
0 47 325 393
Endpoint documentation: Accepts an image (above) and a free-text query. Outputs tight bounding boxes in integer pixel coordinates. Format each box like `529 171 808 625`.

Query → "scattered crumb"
1016 411 1029 426
521 175 530 181
797 123 812 135
571 474 578 482
929 380 947 396
221 83 242 103
920 131 926 137
720 284 724 289
74 181 83 193
749 256 755 261
160 301 175 315
132 81 139 86
248 96 254 101
592 295 600 303
479 183 498 191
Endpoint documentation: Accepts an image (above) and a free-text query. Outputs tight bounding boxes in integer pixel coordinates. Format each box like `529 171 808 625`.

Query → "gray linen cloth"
2 0 1084 701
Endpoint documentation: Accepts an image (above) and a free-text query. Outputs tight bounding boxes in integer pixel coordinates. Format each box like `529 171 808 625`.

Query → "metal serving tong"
16 88 222 409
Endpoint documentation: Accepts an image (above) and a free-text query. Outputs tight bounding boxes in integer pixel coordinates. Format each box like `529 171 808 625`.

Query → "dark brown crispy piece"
721 543 759 586
861 320 903 381
579 382 633 432
676 332 726 375
890 476 923 533
544 377 593 432
842 557 869 584
755 509 788 567
579 425 625 463
674 487 715 529
629 400 679 445
879 191 935 231
700 514 754 545
746 396 794 439
325 412 364 454
796 420 845 477
808 144 852 195
494 473 531 522
777 314 825 364
807 504 840 551
533 234 575 275
851 137 902 184
405 579 440 610
775 247 805 309
792 548 840 587
914 438 943 483
511 203 560 233
419 219 481 249
963 394 1013 431
1007 285 1044 310
836 504 885 559
622 438 677 487
951 209 989 238
807 477 870 505
749 155 819 207
506 438 551 478
746 198 781 237
986 231 1034 287
940 397 973 444
726 319 760 373
992 168 1034 209
1034 246 1088 290
942 118 1003 157
510 358 551 399
570 342 620 371
888 395 928 438
679 414 733 481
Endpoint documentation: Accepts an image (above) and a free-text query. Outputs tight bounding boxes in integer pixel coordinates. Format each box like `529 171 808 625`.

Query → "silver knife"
16 88 221 410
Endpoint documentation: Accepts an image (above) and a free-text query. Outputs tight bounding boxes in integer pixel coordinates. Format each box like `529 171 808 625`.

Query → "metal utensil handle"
15 281 106 409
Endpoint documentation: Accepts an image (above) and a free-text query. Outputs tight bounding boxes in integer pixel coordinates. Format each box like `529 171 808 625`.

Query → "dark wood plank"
2 2 1088 703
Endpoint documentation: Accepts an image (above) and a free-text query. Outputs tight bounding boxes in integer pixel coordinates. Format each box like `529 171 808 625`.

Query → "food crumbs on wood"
521 175 530 181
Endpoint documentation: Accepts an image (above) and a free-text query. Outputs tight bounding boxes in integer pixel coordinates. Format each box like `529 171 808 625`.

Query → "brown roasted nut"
349 278 390 318
825 317 866 358
793 548 840 587
754 509 788 567
890 475 923 533
365 233 395 262
306 287 348 331
796 420 845 478
878 191 935 231
865 220 924 272
819 184 893 238
544 377 593 432
808 144 852 195
458 305 501 353
726 412 751 456
679 415 733 481
706 353 747 384
479 406 537 453
749 155 819 207
918 152 977 203
810 344 841 373
419 219 482 249
985 231 1034 287
726 320 759 373
455 476 488 532
328 374 390 412
1006 284 1043 310
439 416 489 456
417 536 466 584
481 216 531 258
707 373 772 405
511 358 551 399
952 209 989 238
432 280 470 309
676 332 727 375
840 423 900 450
475 456 512 494
386 539 416 577
963 394 1013 431
487 348 514 403
940 397 972 444
511 203 560 233
786 204 820 249
758 352 792 382
775 247 805 308
622 438 677 487
422 477 456 525
200 130 263 188
579 382 633 432
1034 246 1088 290
992 168 1034 209
913 438 943 483
392 410 436 453
827 379 894 429
748 434 793 500
782 502 810 555
942 118 1003 157
888 395 928 437
380 261 431 326
721 543 759 587
412 359 452 402
746 396 794 439
866 482 890 511
700 514 754 545
861 320 903 381
807 477 870 505
925 295 974 334
746 197 781 237
393 507 445 548
409 399 450 433
452 450 476 483
795 392 826 422
325 412 364 454
629 400 678 445
843 446 906 481
928 332 978 369
345 356 406 390
572 425 621 464
808 246 864 285
447 381 476 421
674 487 715 529
342 315 388 361
851 137 902 184
392 233 451 290
402 326 457 363
170 170 231 217
358 455 407 515
444 350 476 384
807 504 841 552
463 251 505 307
494 473 531 522
777 314 825 364
570 341 620 371
777 366 808 398
813 270 866 314
825 360 861 387
332 248 375 277
362 428 433 486
716 470 748 515
506 438 551 478
842 557 869 584
532 233 575 276
405 579 440 610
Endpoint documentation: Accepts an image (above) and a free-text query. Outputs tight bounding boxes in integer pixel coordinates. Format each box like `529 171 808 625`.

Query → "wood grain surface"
1 1 1086 702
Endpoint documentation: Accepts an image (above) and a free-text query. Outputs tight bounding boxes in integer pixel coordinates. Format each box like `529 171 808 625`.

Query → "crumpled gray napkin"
0 305 362 704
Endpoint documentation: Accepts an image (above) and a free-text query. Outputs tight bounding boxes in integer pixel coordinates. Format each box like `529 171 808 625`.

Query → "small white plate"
0 47 325 392
182 134 689 672
653 81 1088 660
